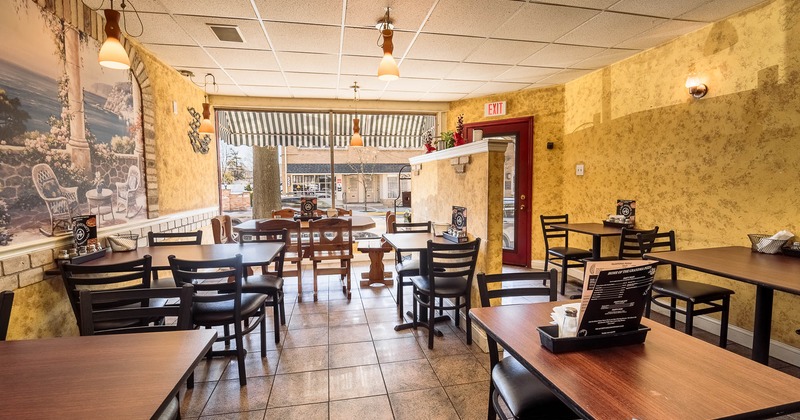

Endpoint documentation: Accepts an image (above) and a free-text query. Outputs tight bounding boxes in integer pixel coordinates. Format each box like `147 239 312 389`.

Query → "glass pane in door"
487 135 517 251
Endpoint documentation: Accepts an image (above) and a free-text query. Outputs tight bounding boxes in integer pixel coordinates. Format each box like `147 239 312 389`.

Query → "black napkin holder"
537 324 650 354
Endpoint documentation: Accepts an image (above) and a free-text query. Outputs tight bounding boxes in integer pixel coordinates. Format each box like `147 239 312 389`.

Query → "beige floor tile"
329 364 387 401
283 327 328 348
201 376 273 416
292 301 330 315
328 309 368 326
365 308 403 324
329 298 364 312
369 321 416 341
380 359 441 393
374 337 425 363
429 353 488 386
179 380 216 418
198 409 266 420
329 395 394 420
416 330 472 359
445 381 491 420
329 324 373 344
389 387 460 420
264 402 329 419
359 286 395 299
220 350 280 380
192 357 231 383
329 341 378 368
277 345 329 374
361 296 398 309
269 371 329 408
288 313 329 330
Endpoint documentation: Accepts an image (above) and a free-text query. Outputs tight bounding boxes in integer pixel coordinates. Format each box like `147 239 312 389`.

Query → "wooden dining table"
233 215 376 232
0 329 216 419
469 300 800 419
644 245 800 364
550 222 624 259
80 242 285 270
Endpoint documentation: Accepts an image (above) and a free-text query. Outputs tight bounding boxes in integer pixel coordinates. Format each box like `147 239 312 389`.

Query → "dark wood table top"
82 243 284 270
0 330 216 419
550 222 624 237
382 232 454 252
469 301 800 419
644 246 800 295
234 216 376 231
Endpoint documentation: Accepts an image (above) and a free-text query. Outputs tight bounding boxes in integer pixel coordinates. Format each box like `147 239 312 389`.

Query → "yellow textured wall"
133 44 219 215
446 0 800 346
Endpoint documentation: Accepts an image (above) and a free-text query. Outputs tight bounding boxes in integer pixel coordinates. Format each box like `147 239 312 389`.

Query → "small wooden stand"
357 239 394 288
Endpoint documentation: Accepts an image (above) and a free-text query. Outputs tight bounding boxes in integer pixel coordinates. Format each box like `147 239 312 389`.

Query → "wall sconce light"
377 8 399 81
199 74 217 134
685 76 708 99
350 82 364 147
97 0 143 70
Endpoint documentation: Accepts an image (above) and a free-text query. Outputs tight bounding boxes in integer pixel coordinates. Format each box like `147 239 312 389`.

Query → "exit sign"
484 101 507 117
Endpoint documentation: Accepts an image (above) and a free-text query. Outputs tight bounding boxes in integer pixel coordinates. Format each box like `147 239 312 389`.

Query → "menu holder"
442 231 469 243
294 215 323 222
69 248 107 264
537 324 651 354
602 220 635 228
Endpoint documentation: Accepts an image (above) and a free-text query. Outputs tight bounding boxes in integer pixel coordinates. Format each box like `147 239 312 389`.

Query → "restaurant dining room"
2 0 800 418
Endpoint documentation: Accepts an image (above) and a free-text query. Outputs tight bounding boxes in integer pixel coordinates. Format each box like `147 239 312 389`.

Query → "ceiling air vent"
208 24 244 43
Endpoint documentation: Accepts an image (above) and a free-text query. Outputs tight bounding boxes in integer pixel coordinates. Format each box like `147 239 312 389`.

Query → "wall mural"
0 2 145 247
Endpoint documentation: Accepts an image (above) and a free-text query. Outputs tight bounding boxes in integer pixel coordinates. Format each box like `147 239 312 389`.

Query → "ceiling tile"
291 87 338 98
557 11 666 47
351 90 383 100
422 0 522 37
466 39 547 65
420 92 467 102
405 33 484 61
338 78 388 91
538 68 595 84
494 3 599 42
383 78 440 92
616 20 708 49
173 67 234 85
104 0 168 13
129 13 194 45
609 0 709 18
227 69 286 86
265 22 341 54
163 0 259 19
399 59 460 79
379 91 424 101
143 44 218 67
212 84 245 96
340 55 382 76
255 0 343 25
519 44 604 68
431 80 486 94
206 48 279 71
284 73 340 89
494 66 561 83
238 85 293 97
345 0 436 31
678 0 766 22
534 0 619 9
276 52 339 74
342 28 415 57
467 81 530 97
446 63 512 81
572 48 638 69
173 16 270 50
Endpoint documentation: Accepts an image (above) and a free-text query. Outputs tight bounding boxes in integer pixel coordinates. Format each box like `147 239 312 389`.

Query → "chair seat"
492 356 575 419
243 274 284 293
156 394 180 420
193 293 267 324
396 258 420 276
547 247 592 259
652 279 734 303
411 275 468 297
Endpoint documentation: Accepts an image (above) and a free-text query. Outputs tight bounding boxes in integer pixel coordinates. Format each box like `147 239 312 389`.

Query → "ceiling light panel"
265 22 341 54
173 16 270 49
226 69 286 86
609 0 711 19
466 39 547 65
519 43 604 68
255 0 343 25
344 0 436 31
399 59 460 79
447 63 512 81
162 0 259 19
276 52 340 74
615 20 708 49
405 33 485 61
341 28 415 57
143 44 218 67
495 3 599 42
205 47 279 71
557 11 666 47
421 0 522 37
677 0 767 22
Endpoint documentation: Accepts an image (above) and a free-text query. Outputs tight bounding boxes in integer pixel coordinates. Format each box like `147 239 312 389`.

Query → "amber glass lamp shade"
350 118 363 147
377 29 399 81
199 102 215 134
98 9 130 70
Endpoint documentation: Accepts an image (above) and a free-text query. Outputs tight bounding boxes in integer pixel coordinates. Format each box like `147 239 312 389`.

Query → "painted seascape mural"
0 1 145 247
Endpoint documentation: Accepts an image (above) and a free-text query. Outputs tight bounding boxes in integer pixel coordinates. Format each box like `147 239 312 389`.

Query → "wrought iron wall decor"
188 106 212 154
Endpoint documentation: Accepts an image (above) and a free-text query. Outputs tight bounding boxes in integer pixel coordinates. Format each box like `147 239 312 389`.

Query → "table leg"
752 285 774 364
394 249 448 335
359 247 392 287
592 235 602 259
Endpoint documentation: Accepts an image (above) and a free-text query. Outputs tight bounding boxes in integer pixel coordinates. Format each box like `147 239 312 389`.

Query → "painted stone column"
64 27 90 174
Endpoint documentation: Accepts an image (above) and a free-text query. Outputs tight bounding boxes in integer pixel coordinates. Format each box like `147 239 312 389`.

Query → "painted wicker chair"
115 165 141 218
32 163 80 236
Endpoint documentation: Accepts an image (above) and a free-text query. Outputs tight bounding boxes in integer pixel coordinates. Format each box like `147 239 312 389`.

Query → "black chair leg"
560 257 568 295
644 291 652 318
669 298 677 328
411 288 418 329
235 322 247 386
279 291 286 325
455 297 460 328
465 293 472 345
224 324 231 347
273 300 281 345
487 382 497 420
685 302 695 336
428 294 435 350
396 274 404 311
720 296 730 348
438 297 444 316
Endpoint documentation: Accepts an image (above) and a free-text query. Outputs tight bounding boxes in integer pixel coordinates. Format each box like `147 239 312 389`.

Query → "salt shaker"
560 307 578 338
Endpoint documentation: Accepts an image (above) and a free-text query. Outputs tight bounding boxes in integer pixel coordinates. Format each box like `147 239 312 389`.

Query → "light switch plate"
173 101 178 115
576 164 584 176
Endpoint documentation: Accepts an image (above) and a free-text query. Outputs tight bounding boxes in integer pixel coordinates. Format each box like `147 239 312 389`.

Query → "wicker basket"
748 234 792 254
108 233 139 252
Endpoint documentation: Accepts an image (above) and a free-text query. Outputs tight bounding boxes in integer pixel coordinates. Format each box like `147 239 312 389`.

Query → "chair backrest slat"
393 221 431 233
211 215 235 244
540 214 569 249
0 291 14 341
239 228 287 277
256 219 302 255
426 239 481 293
169 254 243 303
638 230 678 278
618 226 659 259
309 218 353 258
148 230 203 246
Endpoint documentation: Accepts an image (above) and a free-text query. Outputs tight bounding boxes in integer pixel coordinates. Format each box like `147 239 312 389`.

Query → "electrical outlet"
576 164 584 176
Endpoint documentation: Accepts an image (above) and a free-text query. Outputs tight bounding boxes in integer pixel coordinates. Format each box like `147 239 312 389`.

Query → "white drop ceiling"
92 0 768 102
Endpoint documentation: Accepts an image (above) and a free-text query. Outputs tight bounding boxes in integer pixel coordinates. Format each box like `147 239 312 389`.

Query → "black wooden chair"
169 254 267 386
392 221 432 311
476 270 576 420
148 230 203 285
638 231 734 347
238 228 287 343
540 215 592 295
61 256 163 334
0 290 13 341
411 238 480 349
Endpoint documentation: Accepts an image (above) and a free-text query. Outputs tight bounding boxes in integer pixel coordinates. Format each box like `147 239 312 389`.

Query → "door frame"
464 117 533 267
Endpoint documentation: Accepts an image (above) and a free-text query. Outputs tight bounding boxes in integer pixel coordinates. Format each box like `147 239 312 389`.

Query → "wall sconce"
97 0 143 70
377 8 399 81
685 76 708 99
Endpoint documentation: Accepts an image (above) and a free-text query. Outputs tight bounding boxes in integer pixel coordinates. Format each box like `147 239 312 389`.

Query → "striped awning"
216 110 436 149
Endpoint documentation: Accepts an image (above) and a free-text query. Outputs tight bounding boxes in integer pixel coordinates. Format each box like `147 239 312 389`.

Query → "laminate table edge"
156 329 217 417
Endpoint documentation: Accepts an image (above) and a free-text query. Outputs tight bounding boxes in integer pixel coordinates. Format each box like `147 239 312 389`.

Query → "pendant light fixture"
199 74 217 134
97 0 143 70
350 82 364 147
377 8 399 81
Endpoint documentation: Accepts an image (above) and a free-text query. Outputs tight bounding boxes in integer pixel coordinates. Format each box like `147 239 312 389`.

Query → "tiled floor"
177 262 800 419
